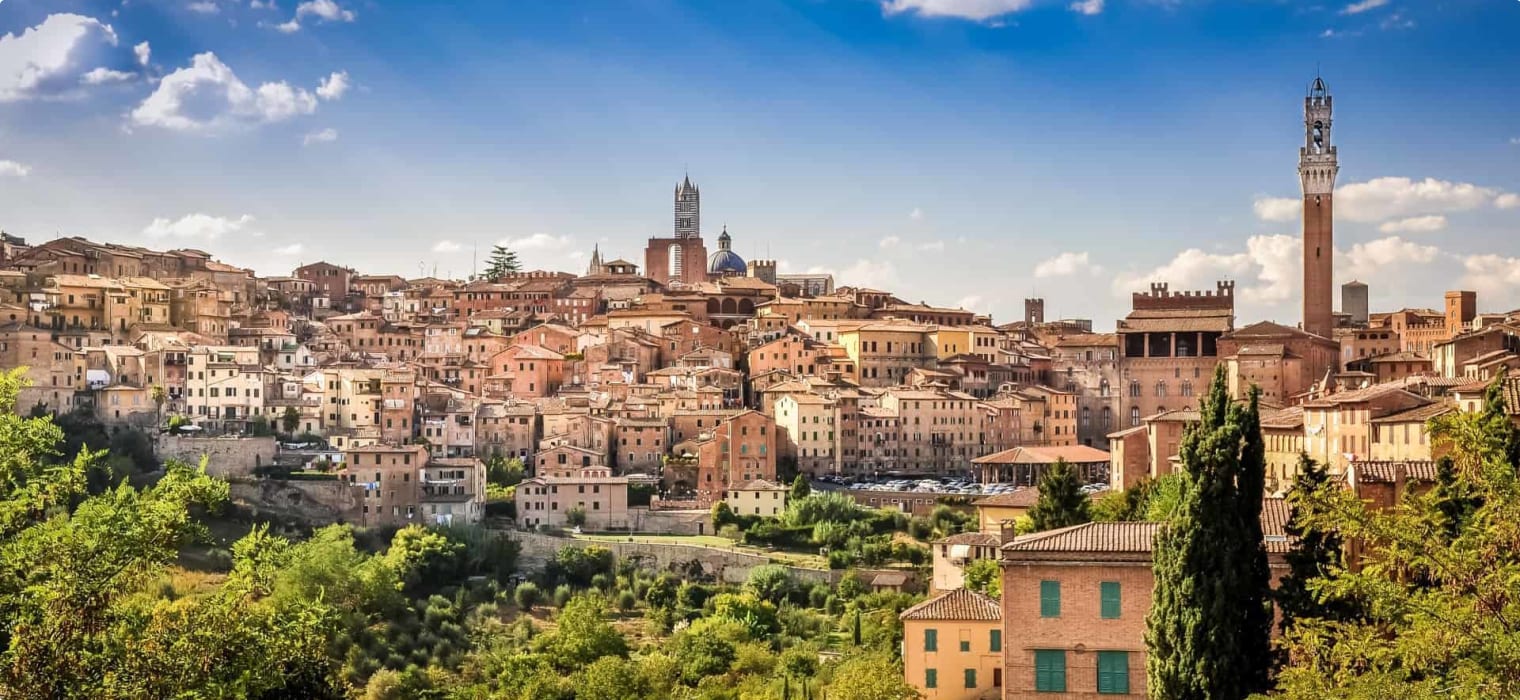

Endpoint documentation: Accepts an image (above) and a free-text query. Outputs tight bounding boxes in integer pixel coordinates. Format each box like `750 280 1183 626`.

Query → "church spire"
586 243 603 276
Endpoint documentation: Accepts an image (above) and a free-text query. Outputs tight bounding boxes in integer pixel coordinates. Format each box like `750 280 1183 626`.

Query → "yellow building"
900 588 1004 700
724 478 788 517
838 319 936 387
931 325 1003 363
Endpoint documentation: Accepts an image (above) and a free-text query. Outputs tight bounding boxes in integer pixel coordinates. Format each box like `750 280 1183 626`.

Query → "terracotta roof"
971 444 1111 465
1350 460 1440 484
899 588 1002 622
870 572 909 587
1302 382 1427 408
733 479 787 491
1148 409 1201 423
1224 321 1322 341
975 488 1041 509
1260 496 1292 555
1259 406 1304 430
935 532 1002 546
1052 333 1118 348
1371 351 1431 363
1002 522 1160 555
1370 402 1455 424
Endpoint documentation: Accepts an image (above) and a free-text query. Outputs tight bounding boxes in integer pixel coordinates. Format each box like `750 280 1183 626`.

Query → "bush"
617 589 638 612
515 582 542 610
553 584 574 608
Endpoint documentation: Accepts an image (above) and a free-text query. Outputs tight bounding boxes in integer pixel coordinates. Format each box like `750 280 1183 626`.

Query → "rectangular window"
1096 651 1130 694
1040 580 1061 618
1101 581 1122 619
1034 650 1066 693
960 639 970 652
925 669 937 689
964 668 977 689
990 629 1001 652
924 628 937 652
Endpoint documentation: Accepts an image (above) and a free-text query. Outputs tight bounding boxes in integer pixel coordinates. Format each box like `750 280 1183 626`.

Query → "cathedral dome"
707 227 746 275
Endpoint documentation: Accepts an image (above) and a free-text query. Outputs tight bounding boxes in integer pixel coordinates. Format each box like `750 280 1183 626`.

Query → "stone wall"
229 477 361 525
159 435 277 479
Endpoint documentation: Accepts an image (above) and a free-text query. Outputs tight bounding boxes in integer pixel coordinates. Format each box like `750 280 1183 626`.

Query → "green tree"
1145 367 1271 700
281 404 301 434
487 455 526 487
1276 453 1355 638
822 653 918 700
744 564 795 606
484 244 522 281
576 656 650 700
383 525 464 594
566 506 588 528
1028 458 1092 532
962 557 1001 597
645 572 677 610
791 474 811 501
533 592 628 671
515 582 543 610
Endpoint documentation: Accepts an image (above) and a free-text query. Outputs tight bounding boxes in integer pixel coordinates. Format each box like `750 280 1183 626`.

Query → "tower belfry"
1299 76 1338 339
675 175 700 240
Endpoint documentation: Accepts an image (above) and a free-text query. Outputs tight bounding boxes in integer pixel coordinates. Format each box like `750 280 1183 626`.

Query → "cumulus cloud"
1462 255 1520 307
879 236 901 250
956 295 988 312
1111 234 1300 307
1254 177 1518 225
0 161 31 177
81 67 134 84
1069 0 1103 15
432 240 464 253
276 0 357 33
133 41 151 67
130 52 321 132
302 128 337 146
0 13 130 102
316 70 349 100
500 233 571 251
880 0 1034 21
186 1 222 14
1340 0 1388 15
142 213 256 239
273 243 304 255
1377 215 1446 234
1341 236 1441 281
814 259 898 290
1034 251 1102 279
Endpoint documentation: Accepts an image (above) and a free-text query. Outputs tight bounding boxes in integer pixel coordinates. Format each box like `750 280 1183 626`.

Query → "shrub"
515 582 542 610
617 589 638 612
553 584 574 608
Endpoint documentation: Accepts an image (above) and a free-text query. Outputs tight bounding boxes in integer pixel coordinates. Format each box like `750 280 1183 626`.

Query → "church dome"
707 227 746 275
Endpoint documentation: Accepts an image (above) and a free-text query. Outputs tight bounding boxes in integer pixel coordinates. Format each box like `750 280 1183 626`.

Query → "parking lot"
812 474 1109 498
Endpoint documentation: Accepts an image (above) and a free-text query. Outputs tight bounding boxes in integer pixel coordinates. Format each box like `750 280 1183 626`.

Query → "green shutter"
1101 581 1122 619
1034 650 1066 692
960 639 970 652
990 628 1002 652
1039 580 1061 618
964 668 977 689
1096 651 1130 694
925 668 937 689
925 628 937 652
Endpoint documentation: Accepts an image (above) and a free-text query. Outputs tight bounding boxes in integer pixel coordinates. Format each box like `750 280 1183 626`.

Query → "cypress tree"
1276 453 1355 639
791 474 811 501
1145 366 1272 700
1028 458 1092 532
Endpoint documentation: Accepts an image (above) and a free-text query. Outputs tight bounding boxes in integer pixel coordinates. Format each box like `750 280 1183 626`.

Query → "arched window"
1130 407 1140 427
1129 381 1141 398
1156 381 1167 398
1102 407 1112 429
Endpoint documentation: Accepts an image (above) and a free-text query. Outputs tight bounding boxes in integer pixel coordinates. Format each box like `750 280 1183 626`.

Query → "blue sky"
2 0 1519 328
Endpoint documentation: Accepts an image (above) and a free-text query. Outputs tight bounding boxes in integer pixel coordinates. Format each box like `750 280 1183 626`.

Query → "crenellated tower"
1299 76 1338 339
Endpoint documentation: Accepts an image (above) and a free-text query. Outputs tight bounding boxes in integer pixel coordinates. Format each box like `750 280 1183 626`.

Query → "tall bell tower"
1300 76 1338 339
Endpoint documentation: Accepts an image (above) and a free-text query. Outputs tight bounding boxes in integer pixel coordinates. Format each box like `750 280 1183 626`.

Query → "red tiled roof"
935 532 1002 546
1350 460 1440 484
899 588 1001 622
1370 402 1455 424
971 444 1111 465
1002 522 1160 555
975 488 1041 509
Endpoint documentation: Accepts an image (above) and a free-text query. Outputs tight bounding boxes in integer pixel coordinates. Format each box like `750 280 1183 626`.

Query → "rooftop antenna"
472 242 478 279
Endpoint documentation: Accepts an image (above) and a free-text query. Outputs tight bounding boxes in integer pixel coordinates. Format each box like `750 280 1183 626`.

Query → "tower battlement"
1131 281 1235 311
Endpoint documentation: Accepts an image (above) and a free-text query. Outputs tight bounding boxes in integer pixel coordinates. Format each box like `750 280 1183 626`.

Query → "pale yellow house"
973 488 1039 534
900 588 1004 700
931 532 1001 593
724 478 788 517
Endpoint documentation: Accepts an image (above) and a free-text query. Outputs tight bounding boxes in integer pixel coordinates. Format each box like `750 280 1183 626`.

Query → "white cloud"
1252 196 1302 223
878 235 901 250
130 52 320 132
316 70 348 100
881 0 1034 21
1377 215 1446 234
0 160 31 177
276 0 357 32
187 1 221 14
500 233 571 251
1112 234 1300 307
818 259 898 290
916 240 946 252
301 127 337 146
1254 177 1518 224
1462 255 1520 306
1340 0 1387 15
908 207 924 221
1034 251 1102 279
273 243 304 255
1342 236 1440 281
1510 137 1520 146
0 13 124 102
1069 0 1103 15
251 0 278 9
1379 12 1414 30
81 67 133 84
956 295 986 312
142 213 255 240
133 41 150 67
432 240 463 253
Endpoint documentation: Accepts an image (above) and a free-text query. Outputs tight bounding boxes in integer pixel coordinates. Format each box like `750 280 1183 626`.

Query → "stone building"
1116 281 1234 427
1300 76 1338 340
644 176 710 285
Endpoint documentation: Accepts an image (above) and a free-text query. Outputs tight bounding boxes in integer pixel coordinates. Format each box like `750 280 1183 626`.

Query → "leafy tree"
962 557 1001 597
671 620 739 686
711 500 736 530
384 525 464 594
836 570 867 600
791 474 811 501
484 244 522 281
565 506 588 528
822 652 918 700
487 455 526 488
1028 458 1092 532
645 572 677 610
533 593 628 671
281 405 301 434
745 564 795 606
710 592 780 637
550 545 614 587
1276 453 1356 638
250 414 274 437
514 582 543 611
576 656 650 700
1145 367 1271 700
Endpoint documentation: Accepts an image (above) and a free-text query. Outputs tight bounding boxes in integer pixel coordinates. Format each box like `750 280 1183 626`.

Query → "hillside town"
4 74 1520 698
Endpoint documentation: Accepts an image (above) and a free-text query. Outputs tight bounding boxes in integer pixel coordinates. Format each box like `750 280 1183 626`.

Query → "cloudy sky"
2 0 1518 329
